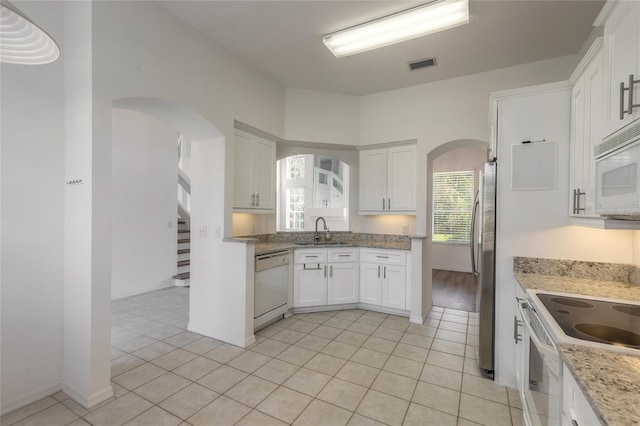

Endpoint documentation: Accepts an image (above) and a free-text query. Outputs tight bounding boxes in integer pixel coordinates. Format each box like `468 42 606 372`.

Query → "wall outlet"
199 226 207 238
402 225 409 235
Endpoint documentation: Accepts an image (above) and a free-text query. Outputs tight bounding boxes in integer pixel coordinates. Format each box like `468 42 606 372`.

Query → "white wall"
0 1 65 413
285 88 359 145
357 55 580 235
111 109 178 299
432 146 487 272
494 87 636 388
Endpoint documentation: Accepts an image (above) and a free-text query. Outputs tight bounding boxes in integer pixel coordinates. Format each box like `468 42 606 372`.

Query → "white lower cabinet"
328 262 359 305
562 364 600 426
293 247 359 308
293 263 327 307
359 249 407 310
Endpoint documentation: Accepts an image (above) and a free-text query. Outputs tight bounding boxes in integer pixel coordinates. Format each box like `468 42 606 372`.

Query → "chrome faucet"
315 217 329 242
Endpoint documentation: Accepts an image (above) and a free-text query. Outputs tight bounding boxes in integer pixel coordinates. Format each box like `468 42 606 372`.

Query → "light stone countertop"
514 270 640 425
560 344 640 426
253 240 411 256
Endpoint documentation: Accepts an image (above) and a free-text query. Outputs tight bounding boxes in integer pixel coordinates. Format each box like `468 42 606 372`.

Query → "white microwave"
595 139 640 218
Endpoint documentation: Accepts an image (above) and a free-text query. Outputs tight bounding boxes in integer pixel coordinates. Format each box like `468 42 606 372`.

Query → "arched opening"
426 139 488 312
109 97 241 361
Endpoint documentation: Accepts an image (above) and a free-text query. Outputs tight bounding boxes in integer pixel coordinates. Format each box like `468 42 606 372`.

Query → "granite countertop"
513 257 640 425
560 344 640 426
227 232 417 255
253 240 412 255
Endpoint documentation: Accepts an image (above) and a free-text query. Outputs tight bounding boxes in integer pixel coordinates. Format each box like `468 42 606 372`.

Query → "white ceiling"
160 0 604 96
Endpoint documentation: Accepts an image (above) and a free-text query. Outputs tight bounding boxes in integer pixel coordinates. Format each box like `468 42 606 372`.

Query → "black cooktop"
535 293 640 350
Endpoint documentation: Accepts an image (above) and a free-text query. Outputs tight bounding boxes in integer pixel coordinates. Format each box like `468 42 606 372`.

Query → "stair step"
177 260 190 267
178 238 190 244
178 248 190 255
173 272 190 280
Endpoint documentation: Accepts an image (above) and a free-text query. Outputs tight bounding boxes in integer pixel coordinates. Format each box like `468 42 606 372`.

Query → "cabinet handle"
305 255 319 258
376 255 389 259
572 188 585 214
620 80 626 120
256 193 260 207
513 315 523 343
251 193 255 207
330 265 333 277
324 265 327 277
378 265 381 278
384 266 387 279
338 254 350 258
620 74 640 119
388 198 391 210
382 198 385 210
571 420 579 426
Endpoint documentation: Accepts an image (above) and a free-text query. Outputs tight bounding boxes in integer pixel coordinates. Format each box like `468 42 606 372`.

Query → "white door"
387 145 416 212
359 149 387 212
328 262 359 305
359 262 382 305
293 264 327 307
382 265 406 310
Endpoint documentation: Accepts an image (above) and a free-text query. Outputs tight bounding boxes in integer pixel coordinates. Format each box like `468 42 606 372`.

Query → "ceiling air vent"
408 57 437 71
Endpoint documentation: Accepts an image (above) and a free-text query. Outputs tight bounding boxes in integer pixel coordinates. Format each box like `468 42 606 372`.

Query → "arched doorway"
427 139 488 312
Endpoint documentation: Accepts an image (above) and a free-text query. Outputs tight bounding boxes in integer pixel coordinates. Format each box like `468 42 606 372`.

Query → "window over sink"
277 155 350 232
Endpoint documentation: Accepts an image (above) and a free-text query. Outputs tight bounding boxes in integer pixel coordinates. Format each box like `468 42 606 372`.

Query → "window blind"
432 171 474 244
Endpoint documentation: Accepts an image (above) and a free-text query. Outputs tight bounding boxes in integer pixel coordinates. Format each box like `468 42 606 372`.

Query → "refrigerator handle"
470 191 480 277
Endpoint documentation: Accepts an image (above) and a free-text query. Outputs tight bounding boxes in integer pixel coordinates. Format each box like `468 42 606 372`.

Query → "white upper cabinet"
359 143 417 214
599 0 640 136
233 129 276 211
569 39 604 218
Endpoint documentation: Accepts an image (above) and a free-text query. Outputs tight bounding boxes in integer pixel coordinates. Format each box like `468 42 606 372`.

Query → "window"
284 156 306 230
432 171 474 243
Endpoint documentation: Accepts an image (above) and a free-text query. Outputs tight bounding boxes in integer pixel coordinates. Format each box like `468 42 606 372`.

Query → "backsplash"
514 257 640 286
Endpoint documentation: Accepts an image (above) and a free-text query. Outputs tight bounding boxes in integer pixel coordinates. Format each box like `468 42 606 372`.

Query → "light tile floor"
2 287 524 426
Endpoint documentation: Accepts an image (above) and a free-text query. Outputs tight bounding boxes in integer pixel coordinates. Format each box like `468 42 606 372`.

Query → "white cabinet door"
359 262 382 305
569 40 604 219
233 130 276 211
562 364 600 426
293 264 327 307
359 149 387 212
233 131 256 209
328 262 359 305
603 1 640 135
382 264 406 310
387 145 417 212
254 138 276 210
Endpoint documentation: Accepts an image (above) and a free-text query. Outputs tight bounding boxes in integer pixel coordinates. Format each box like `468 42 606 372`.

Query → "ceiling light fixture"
0 0 60 65
323 0 469 59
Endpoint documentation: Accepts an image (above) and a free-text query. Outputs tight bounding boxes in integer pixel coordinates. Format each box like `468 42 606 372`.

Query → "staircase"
173 218 190 286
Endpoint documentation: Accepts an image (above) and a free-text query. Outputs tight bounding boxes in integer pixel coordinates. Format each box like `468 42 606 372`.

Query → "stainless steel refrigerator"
470 161 497 379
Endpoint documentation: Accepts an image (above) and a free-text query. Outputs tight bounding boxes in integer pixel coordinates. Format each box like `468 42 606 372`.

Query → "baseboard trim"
61 382 113 410
111 279 175 301
188 323 254 348
0 382 61 416
432 265 473 274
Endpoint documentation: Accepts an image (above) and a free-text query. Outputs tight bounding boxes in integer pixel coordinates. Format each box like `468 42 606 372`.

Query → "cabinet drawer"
361 248 406 265
294 248 328 264
328 247 359 263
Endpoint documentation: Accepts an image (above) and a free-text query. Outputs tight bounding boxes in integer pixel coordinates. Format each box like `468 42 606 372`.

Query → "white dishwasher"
254 250 290 330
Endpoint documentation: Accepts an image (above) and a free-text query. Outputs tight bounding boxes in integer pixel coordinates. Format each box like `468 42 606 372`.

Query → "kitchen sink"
534 292 640 351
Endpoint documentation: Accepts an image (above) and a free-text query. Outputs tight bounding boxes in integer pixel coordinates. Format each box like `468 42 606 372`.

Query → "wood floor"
432 269 477 312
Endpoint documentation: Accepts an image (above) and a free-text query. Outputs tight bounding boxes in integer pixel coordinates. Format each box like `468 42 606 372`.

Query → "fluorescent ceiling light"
0 0 60 65
323 0 469 58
